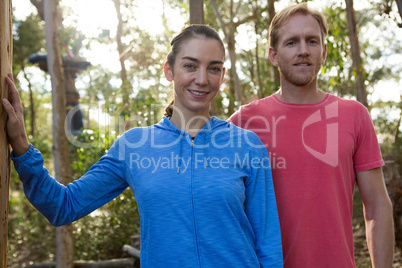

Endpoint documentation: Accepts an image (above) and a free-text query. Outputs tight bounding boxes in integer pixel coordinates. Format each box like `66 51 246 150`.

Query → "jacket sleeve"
244 132 283 267
11 141 130 227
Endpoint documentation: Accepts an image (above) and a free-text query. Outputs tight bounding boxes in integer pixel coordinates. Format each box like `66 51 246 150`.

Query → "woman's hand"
2 74 30 156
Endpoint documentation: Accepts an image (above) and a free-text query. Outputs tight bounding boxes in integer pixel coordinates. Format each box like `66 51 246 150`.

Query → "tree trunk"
345 0 368 107
0 1 12 267
30 0 45 20
396 0 402 27
395 98 402 145
210 0 242 110
267 0 280 92
113 0 131 124
44 1 74 267
252 1 264 99
22 66 35 136
189 0 204 24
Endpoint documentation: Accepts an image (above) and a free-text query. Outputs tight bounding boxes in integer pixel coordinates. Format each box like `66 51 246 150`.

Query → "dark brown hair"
164 24 225 117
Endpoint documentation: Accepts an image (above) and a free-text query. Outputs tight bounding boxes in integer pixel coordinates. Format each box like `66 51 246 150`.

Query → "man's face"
269 13 327 88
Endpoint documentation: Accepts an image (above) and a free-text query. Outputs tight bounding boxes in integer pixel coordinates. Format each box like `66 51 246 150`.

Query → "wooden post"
0 1 12 267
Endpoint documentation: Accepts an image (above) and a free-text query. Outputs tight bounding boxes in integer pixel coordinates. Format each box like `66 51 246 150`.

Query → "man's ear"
268 47 279 67
164 62 173 81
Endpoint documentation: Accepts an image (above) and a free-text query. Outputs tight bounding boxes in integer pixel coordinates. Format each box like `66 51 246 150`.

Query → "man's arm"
356 167 394 268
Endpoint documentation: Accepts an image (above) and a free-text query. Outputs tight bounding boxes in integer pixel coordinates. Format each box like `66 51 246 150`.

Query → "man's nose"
297 42 310 57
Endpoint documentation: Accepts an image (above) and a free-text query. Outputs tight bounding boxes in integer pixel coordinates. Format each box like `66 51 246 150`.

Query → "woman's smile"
188 89 209 97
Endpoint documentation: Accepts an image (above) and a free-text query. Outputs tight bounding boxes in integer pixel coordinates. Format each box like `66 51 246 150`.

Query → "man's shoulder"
242 95 275 110
231 95 275 118
327 94 369 112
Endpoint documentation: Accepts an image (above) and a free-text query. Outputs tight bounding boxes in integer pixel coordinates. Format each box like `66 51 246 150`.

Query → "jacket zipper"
190 138 202 267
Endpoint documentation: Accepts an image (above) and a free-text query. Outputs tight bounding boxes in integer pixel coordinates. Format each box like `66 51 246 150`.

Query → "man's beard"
278 61 321 87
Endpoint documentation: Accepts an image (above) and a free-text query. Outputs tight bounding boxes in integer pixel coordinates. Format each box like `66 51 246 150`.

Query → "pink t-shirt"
228 93 384 268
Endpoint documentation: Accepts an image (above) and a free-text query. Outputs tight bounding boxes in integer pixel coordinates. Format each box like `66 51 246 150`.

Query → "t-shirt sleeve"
227 107 243 126
353 104 384 172
11 139 130 227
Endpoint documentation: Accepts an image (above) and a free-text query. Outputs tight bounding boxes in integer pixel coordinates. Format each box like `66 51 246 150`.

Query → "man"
228 3 394 267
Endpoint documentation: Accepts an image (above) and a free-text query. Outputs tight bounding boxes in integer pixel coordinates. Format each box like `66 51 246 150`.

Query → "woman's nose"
195 69 208 86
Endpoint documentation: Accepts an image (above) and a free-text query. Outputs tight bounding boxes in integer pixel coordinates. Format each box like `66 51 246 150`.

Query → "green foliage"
24 85 53 149
12 13 45 73
73 190 140 261
372 100 402 152
70 128 140 261
321 5 353 96
8 189 56 267
80 66 120 105
70 130 112 176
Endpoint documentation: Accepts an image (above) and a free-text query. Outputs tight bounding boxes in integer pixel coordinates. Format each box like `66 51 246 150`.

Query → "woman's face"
164 37 225 117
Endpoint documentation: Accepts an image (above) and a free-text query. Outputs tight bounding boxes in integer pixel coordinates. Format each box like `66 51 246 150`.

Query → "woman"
3 25 283 267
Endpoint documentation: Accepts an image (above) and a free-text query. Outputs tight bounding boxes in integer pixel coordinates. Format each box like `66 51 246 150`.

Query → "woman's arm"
5 74 129 226
12 144 129 226
245 134 283 267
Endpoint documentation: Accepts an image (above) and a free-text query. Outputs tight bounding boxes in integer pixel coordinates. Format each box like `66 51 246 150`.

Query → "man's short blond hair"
268 3 328 50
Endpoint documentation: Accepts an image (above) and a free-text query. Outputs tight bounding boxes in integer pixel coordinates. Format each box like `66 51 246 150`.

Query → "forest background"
6 0 402 267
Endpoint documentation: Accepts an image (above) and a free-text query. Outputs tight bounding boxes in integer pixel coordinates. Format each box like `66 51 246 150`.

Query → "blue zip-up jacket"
12 116 283 267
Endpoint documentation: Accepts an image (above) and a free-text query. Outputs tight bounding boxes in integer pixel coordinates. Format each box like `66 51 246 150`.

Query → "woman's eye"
184 64 196 70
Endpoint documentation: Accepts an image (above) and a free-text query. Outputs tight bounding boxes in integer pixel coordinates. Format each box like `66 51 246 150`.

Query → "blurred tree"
190 0 205 24
345 0 368 107
398 0 402 27
321 4 352 96
44 0 74 267
13 14 45 136
113 0 132 126
267 0 280 91
210 0 244 112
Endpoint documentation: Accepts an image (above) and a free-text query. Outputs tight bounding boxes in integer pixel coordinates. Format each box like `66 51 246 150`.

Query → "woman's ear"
164 62 173 81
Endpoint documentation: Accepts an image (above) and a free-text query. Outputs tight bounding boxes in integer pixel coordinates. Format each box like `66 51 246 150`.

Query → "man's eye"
210 66 221 72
